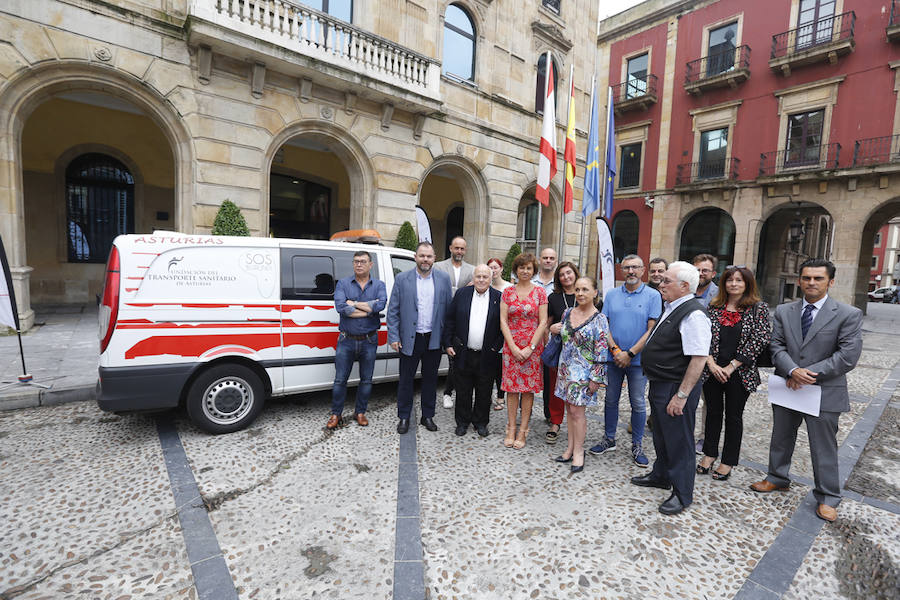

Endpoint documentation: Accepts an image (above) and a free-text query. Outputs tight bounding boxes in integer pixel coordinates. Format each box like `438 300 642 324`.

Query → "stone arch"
419 154 490 261
854 196 900 309
0 61 194 328
263 120 376 235
675 206 736 269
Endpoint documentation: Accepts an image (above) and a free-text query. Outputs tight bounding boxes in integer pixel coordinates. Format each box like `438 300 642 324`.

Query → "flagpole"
558 62 574 261
579 74 595 269
535 203 542 258
597 87 612 284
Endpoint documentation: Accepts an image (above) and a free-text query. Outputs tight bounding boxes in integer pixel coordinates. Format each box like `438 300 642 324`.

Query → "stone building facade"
596 0 900 309
1 0 601 329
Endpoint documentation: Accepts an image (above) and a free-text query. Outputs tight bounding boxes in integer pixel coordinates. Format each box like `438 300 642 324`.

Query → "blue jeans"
331 333 378 416
604 363 647 446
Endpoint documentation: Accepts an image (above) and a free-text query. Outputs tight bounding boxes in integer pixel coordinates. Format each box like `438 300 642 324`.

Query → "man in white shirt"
443 265 503 437
632 261 711 516
433 236 474 408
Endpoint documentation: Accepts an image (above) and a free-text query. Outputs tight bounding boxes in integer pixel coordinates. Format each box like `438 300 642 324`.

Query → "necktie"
801 304 815 339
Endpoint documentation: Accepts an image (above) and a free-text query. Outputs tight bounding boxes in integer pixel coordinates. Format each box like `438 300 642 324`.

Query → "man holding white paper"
750 259 862 523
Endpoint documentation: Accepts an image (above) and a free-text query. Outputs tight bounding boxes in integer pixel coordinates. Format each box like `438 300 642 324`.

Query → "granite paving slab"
0 401 188 598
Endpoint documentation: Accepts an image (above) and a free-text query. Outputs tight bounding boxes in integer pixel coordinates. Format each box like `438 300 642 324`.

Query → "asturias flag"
603 86 616 219
536 51 557 206
583 78 600 217
563 74 576 214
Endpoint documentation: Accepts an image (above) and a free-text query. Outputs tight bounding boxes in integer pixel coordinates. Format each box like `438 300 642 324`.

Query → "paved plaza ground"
1 304 899 599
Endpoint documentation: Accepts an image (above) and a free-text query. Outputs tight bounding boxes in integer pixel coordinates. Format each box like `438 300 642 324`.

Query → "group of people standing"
328 236 862 522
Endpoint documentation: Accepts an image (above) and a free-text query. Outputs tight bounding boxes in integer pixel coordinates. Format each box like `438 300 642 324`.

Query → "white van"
97 233 420 433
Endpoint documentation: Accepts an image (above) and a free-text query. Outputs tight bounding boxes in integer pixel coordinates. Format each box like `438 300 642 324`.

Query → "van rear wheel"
186 364 265 434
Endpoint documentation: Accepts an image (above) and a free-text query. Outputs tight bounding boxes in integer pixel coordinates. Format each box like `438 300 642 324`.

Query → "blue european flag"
603 86 616 219
583 80 600 218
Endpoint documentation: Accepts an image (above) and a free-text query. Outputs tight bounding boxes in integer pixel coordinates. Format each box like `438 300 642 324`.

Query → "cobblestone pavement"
1 304 899 599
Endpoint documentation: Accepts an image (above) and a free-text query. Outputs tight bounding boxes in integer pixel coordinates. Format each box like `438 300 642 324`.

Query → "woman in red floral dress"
500 253 548 449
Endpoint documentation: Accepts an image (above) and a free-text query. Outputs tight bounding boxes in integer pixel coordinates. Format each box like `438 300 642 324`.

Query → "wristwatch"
676 389 688 400
530 344 536 351
626 350 636 358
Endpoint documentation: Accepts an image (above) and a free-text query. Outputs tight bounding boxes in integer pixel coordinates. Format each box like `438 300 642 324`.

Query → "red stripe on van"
124 333 282 359
117 322 278 330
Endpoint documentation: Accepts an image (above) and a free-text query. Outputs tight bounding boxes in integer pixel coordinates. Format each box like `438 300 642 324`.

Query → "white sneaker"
443 393 453 408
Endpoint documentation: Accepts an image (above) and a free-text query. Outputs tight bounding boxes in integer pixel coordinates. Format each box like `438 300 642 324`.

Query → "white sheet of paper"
767 374 821 417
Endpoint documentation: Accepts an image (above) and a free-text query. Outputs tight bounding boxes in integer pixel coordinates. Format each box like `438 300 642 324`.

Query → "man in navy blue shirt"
590 254 661 467
328 250 387 429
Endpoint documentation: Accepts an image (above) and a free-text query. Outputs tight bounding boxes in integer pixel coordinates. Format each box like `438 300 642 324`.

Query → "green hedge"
211 199 250 236
395 221 418 251
502 242 522 281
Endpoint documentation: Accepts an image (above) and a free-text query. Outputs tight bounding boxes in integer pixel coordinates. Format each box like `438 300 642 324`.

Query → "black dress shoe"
420 416 438 431
630 473 672 490
475 425 489 437
397 419 410 434
554 455 573 463
570 464 584 474
659 492 687 515
454 425 467 436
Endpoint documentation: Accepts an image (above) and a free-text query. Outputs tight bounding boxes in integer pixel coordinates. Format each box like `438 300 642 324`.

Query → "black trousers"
647 380 701 506
397 333 441 420
542 364 552 419
453 349 494 427
443 356 455 395
702 374 750 466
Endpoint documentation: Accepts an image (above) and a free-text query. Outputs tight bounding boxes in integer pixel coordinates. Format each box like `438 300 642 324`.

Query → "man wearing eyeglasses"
328 250 388 429
589 255 661 467
692 254 719 308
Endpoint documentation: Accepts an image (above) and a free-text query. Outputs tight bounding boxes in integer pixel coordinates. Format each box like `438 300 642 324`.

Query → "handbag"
541 334 562 367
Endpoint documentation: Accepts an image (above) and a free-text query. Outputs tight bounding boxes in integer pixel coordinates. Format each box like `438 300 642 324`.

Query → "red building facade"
597 0 900 307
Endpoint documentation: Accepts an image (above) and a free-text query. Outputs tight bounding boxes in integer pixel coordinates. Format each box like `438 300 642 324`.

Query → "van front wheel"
186 364 265 434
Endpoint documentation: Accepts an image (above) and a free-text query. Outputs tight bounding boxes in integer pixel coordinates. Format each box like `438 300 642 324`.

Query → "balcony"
675 158 740 186
758 143 841 177
852 135 900 167
769 12 855 77
612 75 658 114
889 1 900 42
187 0 442 111
684 46 751 95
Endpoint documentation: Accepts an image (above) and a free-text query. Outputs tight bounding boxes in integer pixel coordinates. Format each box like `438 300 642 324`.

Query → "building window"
517 201 540 256
626 53 649 99
698 128 728 179
619 143 642 188
872 255 879 269
785 109 824 168
707 22 737 77
535 53 559 114
797 0 835 50
301 0 352 22
542 0 561 14
443 4 475 81
65 153 134 264
874 231 882 247
679 208 736 273
611 210 639 263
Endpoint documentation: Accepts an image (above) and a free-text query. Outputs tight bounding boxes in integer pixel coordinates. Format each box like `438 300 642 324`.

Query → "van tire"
186 364 265 434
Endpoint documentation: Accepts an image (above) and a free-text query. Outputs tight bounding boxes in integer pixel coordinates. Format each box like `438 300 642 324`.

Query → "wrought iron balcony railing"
676 157 740 185
852 135 900 167
618 163 642 189
888 1 900 42
685 45 751 86
612 74 658 104
770 11 855 60
758 143 841 176
189 0 442 101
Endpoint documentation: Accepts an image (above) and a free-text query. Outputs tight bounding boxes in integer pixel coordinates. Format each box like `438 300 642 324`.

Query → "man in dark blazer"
751 258 862 523
443 264 503 437
387 241 453 434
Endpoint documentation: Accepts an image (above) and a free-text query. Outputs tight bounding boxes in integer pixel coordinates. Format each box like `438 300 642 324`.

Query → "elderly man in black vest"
632 261 711 515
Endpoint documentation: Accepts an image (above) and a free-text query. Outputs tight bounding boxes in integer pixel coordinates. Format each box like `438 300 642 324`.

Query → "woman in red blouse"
697 266 771 480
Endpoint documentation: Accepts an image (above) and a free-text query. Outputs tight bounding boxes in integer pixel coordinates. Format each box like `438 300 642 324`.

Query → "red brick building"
596 0 900 308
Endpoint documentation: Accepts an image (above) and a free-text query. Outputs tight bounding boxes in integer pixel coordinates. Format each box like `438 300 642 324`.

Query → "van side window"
281 250 335 299
391 255 416 276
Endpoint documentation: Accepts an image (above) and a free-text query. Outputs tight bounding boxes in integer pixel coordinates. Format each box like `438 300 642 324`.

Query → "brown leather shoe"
355 413 369 426
749 480 790 493
816 504 837 522
326 414 343 430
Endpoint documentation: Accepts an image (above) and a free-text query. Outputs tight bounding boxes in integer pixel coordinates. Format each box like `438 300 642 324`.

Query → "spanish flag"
563 69 576 214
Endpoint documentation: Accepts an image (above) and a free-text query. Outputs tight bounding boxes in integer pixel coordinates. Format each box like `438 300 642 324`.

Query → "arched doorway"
612 210 639 263
516 186 561 258
20 91 176 304
418 156 489 261
679 208 736 277
755 201 832 305
855 199 900 309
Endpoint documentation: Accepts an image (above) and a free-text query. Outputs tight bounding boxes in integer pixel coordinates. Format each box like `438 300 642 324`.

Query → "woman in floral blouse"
553 277 609 473
697 266 771 481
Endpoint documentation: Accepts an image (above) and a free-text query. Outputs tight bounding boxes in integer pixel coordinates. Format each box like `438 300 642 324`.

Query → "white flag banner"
595 217 615 299
415 205 432 243
0 234 20 331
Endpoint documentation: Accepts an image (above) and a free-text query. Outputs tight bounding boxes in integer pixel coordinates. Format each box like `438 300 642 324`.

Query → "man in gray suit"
750 258 862 523
433 236 474 408
387 241 453 434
